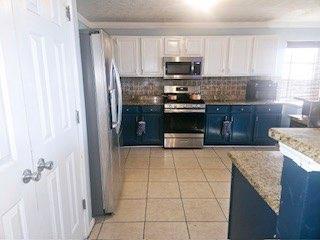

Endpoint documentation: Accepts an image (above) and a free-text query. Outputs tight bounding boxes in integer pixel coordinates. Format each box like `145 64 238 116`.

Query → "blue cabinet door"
230 112 254 145
253 113 281 145
122 114 139 146
205 114 229 145
141 114 163 145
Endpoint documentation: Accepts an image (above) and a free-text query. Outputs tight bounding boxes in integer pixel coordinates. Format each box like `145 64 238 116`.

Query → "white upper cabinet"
140 37 163 76
184 37 204 56
164 37 183 55
251 36 278 76
115 37 140 76
203 37 229 76
228 36 253 76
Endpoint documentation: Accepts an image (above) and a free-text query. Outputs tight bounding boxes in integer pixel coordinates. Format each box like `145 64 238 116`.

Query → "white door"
141 37 163 76
204 37 229 76
12 0 84 239
252 36 278 76
185 37 204 56
116 37 140 76
0 0 37 238
228 36 253 76
164 37 183 56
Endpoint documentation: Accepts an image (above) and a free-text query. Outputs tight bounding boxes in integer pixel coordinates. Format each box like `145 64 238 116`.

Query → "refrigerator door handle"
113 60 122 134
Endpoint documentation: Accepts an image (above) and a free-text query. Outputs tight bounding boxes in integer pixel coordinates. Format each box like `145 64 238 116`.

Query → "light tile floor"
89 146 278 240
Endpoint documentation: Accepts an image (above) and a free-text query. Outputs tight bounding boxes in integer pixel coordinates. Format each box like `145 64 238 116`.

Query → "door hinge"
76 110 80 124
65 5 71 21
82 199 87 210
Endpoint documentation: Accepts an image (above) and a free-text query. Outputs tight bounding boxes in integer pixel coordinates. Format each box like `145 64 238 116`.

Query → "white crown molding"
77 13 94 28
76 14 320 29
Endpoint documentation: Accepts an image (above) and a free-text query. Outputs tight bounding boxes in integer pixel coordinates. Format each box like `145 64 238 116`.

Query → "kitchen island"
228 128 320 239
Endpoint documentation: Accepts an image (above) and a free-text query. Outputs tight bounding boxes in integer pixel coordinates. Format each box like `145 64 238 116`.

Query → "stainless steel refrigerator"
79 30 125 216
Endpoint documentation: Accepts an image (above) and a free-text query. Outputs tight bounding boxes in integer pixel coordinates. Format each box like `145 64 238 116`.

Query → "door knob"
37 158 54 172
22 169 41 183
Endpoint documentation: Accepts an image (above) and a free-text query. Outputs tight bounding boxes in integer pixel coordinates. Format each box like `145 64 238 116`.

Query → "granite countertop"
269 128 320 163
123 96 302 107
123 96 163 105
228 151 284 214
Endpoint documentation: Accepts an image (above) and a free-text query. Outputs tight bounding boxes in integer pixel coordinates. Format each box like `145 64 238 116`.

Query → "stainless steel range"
163 86 206 148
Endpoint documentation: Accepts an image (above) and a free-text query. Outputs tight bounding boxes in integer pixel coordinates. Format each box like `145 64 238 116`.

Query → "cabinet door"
116 37 140 76
141 37 163 76
252 36 278 76
253 114 281 145
141 114 163 145
228 36 253 76
230 113 253 144
205 114 229 145
164 37 183 55
185 37 204 56
122 114 139 145
204 37 229 76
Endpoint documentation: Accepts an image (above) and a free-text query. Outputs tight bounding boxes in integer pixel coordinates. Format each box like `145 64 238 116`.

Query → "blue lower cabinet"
122 113 139 146
122 105 163 146
229 165 277 239
141 114 163 145
253 113 281 145
205 114 229 145
230 112 254 145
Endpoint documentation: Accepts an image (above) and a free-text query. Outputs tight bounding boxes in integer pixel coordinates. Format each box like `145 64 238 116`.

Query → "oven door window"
164 113 205 133
165 62 192 75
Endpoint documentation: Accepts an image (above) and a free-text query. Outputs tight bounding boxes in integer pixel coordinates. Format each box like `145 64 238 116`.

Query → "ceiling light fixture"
185 0 218 12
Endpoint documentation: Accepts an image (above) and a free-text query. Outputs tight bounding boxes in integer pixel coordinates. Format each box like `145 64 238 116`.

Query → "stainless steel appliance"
163 86 205 148
246 80 277 101
290 99 320 127
163 57 203 80
80 30 124 216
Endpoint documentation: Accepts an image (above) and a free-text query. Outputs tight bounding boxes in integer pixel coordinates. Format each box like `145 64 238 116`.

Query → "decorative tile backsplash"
121 76 271 101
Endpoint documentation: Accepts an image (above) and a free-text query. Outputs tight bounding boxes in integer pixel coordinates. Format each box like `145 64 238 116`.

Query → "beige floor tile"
193 149 216 157
174 157 200 169
209 182 231 198
105 199 146 222
150 148 173 157
203 169 231 182
213 147 234 158
172 149 195 157
217 198 230 220
95 216 106 223
149 169 177 182
125 157 149 169
146 199 185 221
176 169 206 182
89 223 102 239
180 182 214 198
197 157 226 169
121 182 148 199
149 157 175 169
221 158 232 170
144 222 189 240
124 169 149 181
148 182 180 198
183 199 226 221
188 222 228 240
98 222 144 240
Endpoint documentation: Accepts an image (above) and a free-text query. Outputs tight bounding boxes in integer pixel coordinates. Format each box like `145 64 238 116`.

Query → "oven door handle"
164 109 205 113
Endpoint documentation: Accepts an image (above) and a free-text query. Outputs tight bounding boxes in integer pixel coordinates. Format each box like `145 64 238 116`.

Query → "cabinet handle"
231 116 234 122
256 116 259 122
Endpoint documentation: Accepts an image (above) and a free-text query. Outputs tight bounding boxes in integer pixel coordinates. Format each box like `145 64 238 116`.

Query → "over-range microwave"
163 57 203 80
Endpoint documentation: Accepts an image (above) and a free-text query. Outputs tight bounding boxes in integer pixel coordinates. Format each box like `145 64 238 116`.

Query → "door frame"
68 0 94 237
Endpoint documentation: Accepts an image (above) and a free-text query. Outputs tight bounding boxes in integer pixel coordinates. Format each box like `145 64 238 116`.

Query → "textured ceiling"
77 0 320 23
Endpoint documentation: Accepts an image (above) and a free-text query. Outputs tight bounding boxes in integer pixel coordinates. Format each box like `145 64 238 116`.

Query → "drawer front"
123 105 140 114
141 105 163 114
231 105 254 113
206 105 230 114
256 105 282 114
